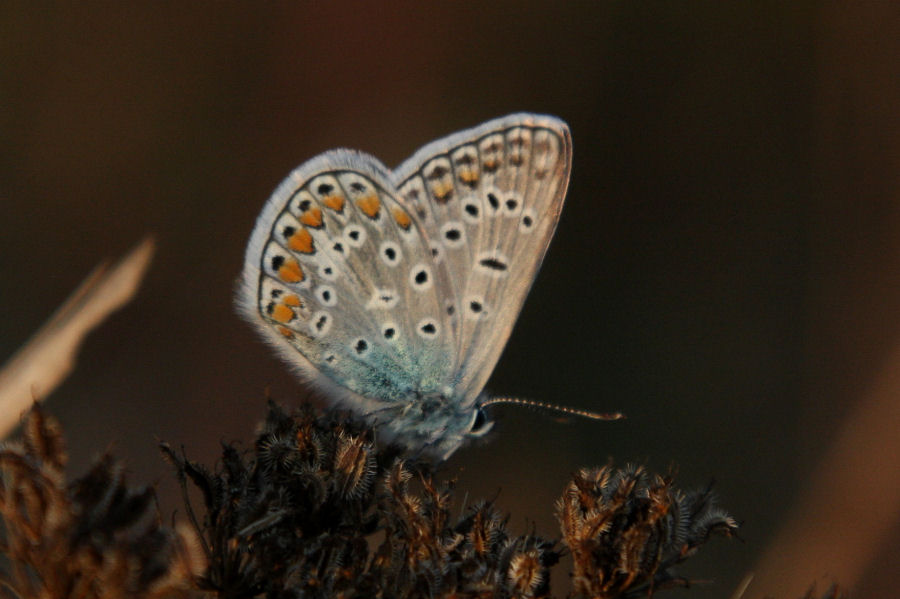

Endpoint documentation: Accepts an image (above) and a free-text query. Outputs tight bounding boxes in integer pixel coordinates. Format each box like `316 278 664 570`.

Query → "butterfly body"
239 114 571 459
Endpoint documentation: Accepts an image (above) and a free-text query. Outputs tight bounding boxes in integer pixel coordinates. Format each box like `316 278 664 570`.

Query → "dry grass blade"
0 237 155 439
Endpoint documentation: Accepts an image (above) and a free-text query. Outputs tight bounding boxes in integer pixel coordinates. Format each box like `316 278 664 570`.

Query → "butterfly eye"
467 408 492 437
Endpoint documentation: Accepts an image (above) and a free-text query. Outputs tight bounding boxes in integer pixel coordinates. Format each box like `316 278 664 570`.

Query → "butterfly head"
379 392 494 461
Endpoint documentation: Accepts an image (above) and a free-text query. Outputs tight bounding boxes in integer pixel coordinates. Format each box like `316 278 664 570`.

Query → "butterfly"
239 113 594 460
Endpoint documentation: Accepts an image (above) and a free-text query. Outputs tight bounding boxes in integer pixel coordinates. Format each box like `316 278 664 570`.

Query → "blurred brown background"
2 3 899 597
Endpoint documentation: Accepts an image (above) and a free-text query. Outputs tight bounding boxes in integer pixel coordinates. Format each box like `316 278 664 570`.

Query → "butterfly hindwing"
392 114 572 404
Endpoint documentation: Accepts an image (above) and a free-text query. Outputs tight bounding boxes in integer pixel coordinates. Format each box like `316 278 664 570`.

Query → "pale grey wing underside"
391 114 572 405
237 151 457 409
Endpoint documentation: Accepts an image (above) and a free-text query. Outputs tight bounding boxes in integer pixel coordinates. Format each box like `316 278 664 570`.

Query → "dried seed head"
558 464 738 597
508 549 545 596
160 401 735 598
333 431 377 499
463 501 504 556
1 406 204 599
22 402 66 472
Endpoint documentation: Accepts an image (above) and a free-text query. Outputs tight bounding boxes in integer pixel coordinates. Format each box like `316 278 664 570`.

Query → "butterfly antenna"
480 397 625 421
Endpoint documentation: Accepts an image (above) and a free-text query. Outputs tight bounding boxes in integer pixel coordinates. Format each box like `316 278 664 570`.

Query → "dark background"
3 4 899 597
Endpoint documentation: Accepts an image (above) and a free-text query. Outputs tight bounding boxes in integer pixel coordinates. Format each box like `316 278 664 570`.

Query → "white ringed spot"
343 224 366 248
409 263 433 292
439 221 466 249
416 317 440 339
379 240 402 266
310 310 332 337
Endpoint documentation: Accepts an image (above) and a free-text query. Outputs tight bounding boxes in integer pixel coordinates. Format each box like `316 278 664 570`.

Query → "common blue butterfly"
239 114 594 460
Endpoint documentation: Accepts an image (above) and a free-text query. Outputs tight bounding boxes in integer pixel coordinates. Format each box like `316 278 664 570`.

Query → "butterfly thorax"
379 391 483 460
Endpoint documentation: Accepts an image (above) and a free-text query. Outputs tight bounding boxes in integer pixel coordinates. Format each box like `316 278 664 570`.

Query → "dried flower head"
162 401 564 598
163 400 737 598
0 404 204 599
557 464 738 598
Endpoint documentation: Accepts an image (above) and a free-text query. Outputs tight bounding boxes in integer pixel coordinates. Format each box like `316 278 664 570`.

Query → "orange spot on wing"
299 207 323 228
432 181 454 202
283 294 302 307
271 303 294 323
278 258 304 283
277 326 294 338
459 170 479 184
392 207 411 230
356 193 381 219
288 227 314 254
323 194 345 212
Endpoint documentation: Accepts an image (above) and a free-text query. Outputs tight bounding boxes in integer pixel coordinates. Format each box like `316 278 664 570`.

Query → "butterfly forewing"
240 151 457 407
392 114 572 403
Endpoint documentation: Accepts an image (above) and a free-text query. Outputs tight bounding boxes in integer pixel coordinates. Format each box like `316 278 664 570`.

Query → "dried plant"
557 465 737 598
0 399 741 599
0 404 204 599
0 238 154 438
162 400 737 598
